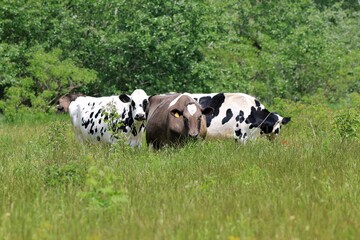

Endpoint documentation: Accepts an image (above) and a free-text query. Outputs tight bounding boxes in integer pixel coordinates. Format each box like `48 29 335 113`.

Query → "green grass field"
1 106 360 239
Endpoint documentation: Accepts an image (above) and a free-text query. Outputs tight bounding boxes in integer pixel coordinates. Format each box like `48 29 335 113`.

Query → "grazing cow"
56 93 85 113
190 93 291 142
146 93 213 149
68 89 149 146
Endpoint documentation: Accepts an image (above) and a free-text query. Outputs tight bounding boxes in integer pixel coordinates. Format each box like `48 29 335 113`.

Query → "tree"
0 46 97 120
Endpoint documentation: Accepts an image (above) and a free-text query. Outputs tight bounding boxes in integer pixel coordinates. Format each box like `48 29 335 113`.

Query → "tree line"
0 0 359 120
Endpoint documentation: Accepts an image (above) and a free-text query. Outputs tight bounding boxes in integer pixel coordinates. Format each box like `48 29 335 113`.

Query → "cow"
56 93 85 113
68 89 149 147
189 93 291 142
146 93 213 149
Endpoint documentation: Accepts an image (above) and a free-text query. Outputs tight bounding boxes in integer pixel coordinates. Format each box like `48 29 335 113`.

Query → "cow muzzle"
188 133 199 139
134 113 146 121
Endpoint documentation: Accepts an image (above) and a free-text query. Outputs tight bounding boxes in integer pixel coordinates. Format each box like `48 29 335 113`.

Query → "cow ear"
119 94 131 103
170 109 182 118
282 117 291 125
202 107 213 115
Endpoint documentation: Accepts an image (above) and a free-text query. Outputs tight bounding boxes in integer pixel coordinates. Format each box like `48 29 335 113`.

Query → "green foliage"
333 109 360 142
0 46 97 121
322 9 360 102
44 162 87 187
0 0 360 105
79 157 128 210
101 102 127 142
0 43 22 98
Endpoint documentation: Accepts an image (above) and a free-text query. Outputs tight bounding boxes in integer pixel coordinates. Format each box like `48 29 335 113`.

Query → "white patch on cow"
168 93 191 108
187 103 197 116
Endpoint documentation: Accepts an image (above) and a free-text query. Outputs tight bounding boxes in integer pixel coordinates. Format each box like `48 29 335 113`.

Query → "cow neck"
147 95 176 123
130 120 145 136
248 110 273 138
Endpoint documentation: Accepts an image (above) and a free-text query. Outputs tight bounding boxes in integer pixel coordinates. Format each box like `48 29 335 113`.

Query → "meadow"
0 100 360 240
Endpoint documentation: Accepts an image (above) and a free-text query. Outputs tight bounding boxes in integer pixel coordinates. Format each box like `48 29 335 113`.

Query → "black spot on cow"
274 128 280 134
235 128 242 138
142 99 148 112
235 110 245 123
90 111 94 118
82 118 91 129
198 93 226 127
125 108 134 132
131 127 137 136
89 122 95 134
121 108 126 119
98 119 102 124
95 109 102 118
140 122 145 131
222 108 233 125
255 99 261 107
198 96 212 107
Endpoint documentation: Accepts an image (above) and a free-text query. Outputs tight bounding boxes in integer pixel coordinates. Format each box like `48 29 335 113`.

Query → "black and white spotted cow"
68 89 149 146
190 93 291 142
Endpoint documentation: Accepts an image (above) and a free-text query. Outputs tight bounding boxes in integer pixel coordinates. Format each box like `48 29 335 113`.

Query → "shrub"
333 109 360 142
44 162 87 187
79 157 128 210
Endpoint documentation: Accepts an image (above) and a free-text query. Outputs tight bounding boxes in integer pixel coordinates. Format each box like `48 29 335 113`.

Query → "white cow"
69 89 149 147
189 93 291 142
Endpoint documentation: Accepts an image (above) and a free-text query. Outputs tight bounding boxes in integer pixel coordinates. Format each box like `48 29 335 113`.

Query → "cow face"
245 106 291 140
170 103 213 139
267 116 291 140
119 89 149 122
56 93 85 113
56 96 70 113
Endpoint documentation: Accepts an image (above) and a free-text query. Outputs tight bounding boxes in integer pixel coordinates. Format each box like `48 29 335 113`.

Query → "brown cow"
56 93 85 113
146 93 213 149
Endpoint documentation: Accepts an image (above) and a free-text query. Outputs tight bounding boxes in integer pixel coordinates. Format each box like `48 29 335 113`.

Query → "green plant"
0 46 97 120
333 109 360 142
44 162 87 187
79 157 128 210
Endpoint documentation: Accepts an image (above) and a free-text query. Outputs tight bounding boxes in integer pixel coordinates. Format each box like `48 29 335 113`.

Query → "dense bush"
0 0 359 118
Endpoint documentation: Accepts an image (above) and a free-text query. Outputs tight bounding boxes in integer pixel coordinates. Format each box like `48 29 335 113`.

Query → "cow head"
245 106 291 140
56 96 70 113
56 93 85 113
119 89 149 122
170 97 213 139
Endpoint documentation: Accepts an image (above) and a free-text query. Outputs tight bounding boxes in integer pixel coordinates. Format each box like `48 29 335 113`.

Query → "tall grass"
0 105 359 239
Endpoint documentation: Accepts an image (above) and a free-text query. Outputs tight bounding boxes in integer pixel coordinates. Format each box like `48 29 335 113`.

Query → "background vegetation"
0 0 359 119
